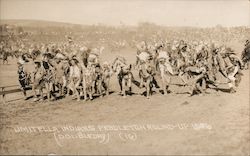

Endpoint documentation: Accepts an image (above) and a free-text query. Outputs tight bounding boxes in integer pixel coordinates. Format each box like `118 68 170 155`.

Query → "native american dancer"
54 58 66 96
155 45 174 95
82 65 95 101
42 53 56 101
68 59 82 101
214 47 243 93
184 60 208 96
33 60 45 101
102 61 113 95
137 50 157 98
112 56 133 97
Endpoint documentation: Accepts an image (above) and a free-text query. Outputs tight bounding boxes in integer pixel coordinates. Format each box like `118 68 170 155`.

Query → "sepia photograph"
0 0 249 155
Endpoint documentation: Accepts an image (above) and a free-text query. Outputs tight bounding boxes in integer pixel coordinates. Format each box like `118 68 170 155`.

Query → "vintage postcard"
0 0 249 155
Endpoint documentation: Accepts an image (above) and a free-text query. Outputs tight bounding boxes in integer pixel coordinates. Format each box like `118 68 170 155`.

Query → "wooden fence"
0 85 32 103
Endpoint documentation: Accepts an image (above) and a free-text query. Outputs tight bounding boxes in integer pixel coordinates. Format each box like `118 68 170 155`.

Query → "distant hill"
1 19 249 29
0 19 83 28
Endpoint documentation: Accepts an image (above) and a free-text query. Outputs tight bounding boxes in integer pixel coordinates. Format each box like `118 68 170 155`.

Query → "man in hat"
17 61 28 100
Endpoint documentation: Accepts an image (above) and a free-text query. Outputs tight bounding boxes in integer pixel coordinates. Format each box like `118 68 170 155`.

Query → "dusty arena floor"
0 49 249 155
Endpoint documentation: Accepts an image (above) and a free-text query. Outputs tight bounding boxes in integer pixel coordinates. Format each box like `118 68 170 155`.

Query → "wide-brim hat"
123 64 131 70
34 59 41 63
226 47 234 52
179 44 187 50
17 59 25 65
245 40 249 45
43 52 54 59
33 56 42 63
17 61 24 65
103 61 109 66
90 48 99 56
222 47 236 55
80 46 88 52
55 53 66 60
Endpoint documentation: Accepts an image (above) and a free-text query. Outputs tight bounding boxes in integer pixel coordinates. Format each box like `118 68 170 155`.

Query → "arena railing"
0 85 32 103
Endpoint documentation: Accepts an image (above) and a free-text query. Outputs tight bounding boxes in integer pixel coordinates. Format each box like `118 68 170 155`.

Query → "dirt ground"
0 47 249 155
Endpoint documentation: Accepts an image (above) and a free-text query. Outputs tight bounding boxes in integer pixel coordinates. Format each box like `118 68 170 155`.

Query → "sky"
0 0 249 27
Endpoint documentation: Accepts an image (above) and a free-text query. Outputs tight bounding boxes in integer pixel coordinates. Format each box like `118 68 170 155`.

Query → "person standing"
68 59 81 101
33 61 45 101
17 61 28 100
42 53 55 101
